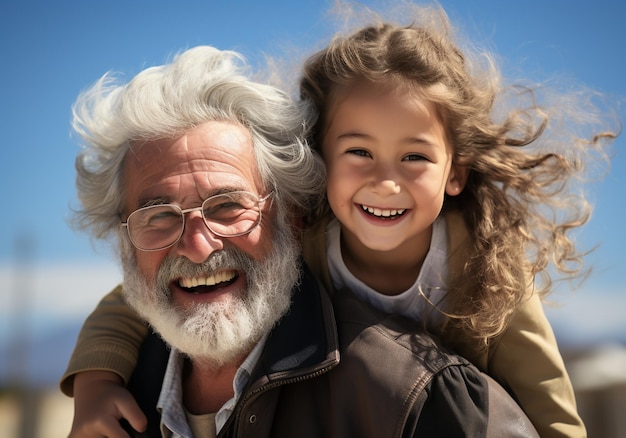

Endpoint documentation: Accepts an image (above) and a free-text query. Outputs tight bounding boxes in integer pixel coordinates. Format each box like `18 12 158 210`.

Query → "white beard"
120 219 300 368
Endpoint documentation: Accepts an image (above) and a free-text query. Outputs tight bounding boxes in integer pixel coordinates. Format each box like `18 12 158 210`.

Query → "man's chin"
152 301 263 366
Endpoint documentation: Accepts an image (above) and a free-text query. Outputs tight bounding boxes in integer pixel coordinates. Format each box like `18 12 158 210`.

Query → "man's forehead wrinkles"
130 163 258 208
129 136 173 156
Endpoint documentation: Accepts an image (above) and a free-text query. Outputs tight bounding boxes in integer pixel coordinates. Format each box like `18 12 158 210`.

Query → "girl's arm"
61 285 150 436
488 293 586 438
60 284 149 396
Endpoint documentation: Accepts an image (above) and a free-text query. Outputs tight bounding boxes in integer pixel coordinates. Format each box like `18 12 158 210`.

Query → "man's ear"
445 162 469 196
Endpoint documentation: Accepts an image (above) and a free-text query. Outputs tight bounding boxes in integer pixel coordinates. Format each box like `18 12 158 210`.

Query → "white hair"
71 45 326 241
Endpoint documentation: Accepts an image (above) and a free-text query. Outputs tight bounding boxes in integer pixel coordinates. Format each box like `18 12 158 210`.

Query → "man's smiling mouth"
178 270 238 294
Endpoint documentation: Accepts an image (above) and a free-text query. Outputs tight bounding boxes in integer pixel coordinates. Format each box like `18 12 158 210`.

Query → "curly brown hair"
299 3 617 352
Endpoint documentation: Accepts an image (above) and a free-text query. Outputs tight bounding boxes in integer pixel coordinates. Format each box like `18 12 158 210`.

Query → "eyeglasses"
121 191 273 251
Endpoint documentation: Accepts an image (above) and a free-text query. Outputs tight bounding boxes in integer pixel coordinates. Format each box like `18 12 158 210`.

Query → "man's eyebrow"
136 197 171 209
208 187 249 196
136 187 253 209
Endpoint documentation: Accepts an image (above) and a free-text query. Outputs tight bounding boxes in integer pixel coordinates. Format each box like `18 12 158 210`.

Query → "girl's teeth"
361 205 406 218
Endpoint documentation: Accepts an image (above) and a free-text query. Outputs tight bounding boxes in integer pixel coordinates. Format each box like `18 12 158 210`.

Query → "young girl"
63 4 615 437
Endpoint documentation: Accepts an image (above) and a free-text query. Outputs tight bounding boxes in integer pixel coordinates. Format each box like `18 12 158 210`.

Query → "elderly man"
63 46 537 437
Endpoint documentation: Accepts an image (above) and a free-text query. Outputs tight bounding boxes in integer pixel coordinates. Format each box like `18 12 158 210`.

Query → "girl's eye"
403 153 428 162
346 148 371 158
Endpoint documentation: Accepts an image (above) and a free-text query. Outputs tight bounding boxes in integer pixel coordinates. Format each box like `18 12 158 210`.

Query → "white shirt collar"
157 334 268 437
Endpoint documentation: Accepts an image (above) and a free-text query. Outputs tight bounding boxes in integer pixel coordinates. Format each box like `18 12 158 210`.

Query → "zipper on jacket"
217 363 337 437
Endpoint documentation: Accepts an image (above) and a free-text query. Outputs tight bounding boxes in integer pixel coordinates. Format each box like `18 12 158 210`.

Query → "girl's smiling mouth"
359 204 407 219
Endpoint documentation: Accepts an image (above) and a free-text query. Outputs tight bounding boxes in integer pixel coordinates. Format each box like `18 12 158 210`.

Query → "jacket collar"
251 261 339 384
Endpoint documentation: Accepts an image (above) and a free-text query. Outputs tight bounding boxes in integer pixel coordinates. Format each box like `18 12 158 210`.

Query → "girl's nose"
374 179 401 195
370 162 402 195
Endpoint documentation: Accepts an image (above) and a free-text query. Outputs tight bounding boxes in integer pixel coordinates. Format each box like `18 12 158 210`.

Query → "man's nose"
173 211 224 263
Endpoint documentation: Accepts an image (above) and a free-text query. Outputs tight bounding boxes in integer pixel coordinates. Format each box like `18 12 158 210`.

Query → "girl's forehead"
328 79 435 110
321 81 454 156
324 81 438 126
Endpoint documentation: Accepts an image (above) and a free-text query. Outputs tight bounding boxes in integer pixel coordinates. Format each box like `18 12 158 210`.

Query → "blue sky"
1 0 625 355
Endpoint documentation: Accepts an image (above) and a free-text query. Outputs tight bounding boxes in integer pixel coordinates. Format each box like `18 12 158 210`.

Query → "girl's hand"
69 370 147 437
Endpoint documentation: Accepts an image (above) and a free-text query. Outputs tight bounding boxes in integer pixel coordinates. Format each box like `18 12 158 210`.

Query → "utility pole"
10 230 40 438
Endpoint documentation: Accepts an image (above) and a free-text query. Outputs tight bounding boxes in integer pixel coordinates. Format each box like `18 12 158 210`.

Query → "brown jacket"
119 265 538 437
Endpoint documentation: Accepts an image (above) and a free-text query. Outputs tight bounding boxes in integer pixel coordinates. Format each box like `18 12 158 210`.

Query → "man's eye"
147 209 180 224
204 201 249 223
208 201 242 213
131 208 180 229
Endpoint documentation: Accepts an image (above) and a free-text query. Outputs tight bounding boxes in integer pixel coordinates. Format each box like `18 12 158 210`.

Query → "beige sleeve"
488 293 586 438
59 284 149 397
302 216 333 294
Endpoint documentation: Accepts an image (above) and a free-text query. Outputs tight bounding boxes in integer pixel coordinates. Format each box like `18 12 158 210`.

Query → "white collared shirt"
157 334 268 437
